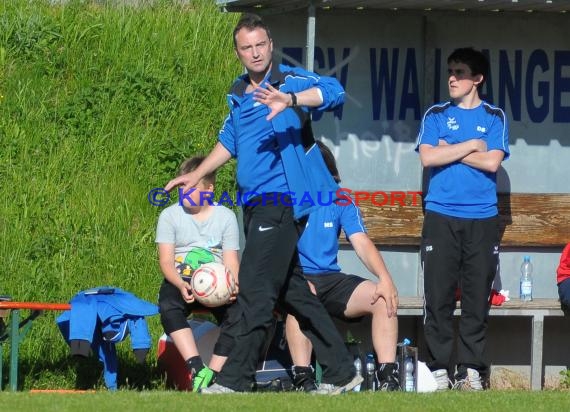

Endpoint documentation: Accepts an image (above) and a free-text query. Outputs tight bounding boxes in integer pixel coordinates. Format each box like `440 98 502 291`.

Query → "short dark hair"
447 47 489 89
178 156 216 186
316 141 341 183
233 13 271 47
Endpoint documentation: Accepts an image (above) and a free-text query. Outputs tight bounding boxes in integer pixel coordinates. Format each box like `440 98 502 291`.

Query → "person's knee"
370 298 390 318
160 309 189 335
345 281 381 317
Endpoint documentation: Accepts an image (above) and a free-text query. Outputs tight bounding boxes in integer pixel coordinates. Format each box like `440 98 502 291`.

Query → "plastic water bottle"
365 353 376 391
398 338 416 392
404 356 415 392
520 255 533 301
353 356 362 392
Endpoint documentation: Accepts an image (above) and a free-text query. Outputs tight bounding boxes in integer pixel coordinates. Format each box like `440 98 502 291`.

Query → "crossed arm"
419 138 504 173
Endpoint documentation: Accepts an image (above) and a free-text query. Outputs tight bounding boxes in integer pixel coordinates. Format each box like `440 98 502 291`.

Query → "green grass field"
1 0 570 407
1 391 570 412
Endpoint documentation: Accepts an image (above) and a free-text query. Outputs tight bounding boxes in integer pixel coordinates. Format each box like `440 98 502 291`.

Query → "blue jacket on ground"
56 287 158 390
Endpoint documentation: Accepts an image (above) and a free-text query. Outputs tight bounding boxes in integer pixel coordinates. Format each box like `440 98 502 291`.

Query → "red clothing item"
556 243 570 284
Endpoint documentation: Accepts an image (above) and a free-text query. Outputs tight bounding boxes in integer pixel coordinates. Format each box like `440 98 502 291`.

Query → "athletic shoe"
377 363 401 391
314 374 364 395
432 369 450 391
192 366 215 393
452 368 484 391
292 365 318 392
199 383 236 394
378 373 401 391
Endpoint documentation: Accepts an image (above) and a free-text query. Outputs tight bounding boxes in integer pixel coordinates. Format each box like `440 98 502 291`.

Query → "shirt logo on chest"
447 117 459 131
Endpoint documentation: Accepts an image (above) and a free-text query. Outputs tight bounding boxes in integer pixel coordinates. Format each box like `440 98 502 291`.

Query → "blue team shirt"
415 101 510 218
219 90 288 194
298 200 366 275
217 64 344 218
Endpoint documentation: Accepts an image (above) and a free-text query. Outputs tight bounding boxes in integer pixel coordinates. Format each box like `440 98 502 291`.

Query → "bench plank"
353 193 570 248
498 193 570 247
0 302 70 311
398 297 563 312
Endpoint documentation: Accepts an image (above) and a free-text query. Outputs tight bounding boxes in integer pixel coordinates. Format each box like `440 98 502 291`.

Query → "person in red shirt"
556 243 570 312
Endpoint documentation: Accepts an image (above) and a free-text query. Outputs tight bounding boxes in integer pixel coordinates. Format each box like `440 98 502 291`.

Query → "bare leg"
209 355 227 372
169 327 199 361
344 280 398 363
285 314 313 366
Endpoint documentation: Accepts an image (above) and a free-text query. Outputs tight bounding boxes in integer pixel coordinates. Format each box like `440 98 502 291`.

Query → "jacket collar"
231 63 283 97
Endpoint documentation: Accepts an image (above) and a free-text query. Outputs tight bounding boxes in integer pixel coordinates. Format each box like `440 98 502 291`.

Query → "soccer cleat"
192 366 215 393
452 368 484 391
292 365 318 392
199 383 236 394
314 374 364 395
432 369 450 391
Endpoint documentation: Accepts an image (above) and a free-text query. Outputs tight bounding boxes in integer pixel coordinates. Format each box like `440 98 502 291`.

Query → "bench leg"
9 309 20 391
530 314 544 390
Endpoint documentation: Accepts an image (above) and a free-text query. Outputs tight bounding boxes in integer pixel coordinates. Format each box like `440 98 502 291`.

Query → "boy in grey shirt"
156 156 240 391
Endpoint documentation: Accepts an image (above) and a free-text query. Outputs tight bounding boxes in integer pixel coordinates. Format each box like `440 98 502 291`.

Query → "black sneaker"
292 365 318 392
378 373 401 391
377 363 401 391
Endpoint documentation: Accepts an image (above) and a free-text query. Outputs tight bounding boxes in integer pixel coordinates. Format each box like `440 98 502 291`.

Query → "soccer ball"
191 262 236 307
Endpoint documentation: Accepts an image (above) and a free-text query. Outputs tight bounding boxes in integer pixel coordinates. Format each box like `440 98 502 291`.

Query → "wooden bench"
0 301 71 391
398 297 564 390
349 192 570 390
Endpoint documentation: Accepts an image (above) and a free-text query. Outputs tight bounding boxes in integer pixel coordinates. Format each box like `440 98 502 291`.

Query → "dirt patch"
490 367 563 390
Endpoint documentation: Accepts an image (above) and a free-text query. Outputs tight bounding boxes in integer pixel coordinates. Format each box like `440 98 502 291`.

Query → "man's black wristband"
288 92 297 108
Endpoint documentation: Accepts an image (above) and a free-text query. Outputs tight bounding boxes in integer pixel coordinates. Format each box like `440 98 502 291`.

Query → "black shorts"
158 279 227 333
304 272 366 320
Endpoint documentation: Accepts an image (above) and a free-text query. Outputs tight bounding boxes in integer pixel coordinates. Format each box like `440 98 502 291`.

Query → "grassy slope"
1 0 238 389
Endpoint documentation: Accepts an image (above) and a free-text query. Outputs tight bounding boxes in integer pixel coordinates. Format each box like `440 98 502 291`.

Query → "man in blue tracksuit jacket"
57 288 158 390
165 14 360 394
